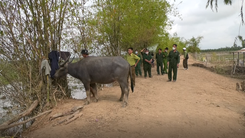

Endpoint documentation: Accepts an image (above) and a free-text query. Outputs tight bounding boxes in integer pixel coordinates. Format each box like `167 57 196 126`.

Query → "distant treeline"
201 47 243 52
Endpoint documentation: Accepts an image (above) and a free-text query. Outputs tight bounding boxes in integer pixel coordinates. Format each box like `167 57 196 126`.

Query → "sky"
168 0 245 50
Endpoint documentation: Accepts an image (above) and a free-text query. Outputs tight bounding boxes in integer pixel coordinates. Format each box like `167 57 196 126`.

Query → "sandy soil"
24 56 245 138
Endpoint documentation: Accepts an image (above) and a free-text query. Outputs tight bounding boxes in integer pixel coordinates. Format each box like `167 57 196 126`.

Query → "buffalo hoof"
84 101 90 105
119 98 123 101
122 103 127 107
94 99 98 102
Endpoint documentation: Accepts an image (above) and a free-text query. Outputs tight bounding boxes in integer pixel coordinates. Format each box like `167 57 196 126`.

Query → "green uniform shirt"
168 50 180 65
141 52 152 65
155 52 164 63
163 51 168 61
126 53 140 66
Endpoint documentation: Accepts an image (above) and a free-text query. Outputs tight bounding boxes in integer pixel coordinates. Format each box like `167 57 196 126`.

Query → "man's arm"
134 54 140 60
177 52 180 64
141 48 145 53
145 59 151 64
177 52 180 68
168 51 171 62
135 59 140 67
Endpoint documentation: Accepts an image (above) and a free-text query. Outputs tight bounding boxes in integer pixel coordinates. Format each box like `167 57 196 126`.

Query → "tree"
206 0 244 24
89 0 171 56
238 35 245 47
156 32 187 54
0 0 87 120
186 36 203 53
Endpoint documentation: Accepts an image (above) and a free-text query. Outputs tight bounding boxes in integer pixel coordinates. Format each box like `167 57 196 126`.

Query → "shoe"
167 80 171 82
173 80 176 82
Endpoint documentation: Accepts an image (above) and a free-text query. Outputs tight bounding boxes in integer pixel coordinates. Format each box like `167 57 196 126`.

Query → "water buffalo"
54 56 134 107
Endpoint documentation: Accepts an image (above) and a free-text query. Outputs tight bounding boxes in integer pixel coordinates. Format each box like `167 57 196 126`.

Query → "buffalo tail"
129 65 134 92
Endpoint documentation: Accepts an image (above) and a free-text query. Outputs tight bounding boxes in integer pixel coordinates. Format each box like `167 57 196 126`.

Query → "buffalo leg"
123 86 129 107
118 80 129 107
90 83 99 102
84 83 91 105
119 85 124 101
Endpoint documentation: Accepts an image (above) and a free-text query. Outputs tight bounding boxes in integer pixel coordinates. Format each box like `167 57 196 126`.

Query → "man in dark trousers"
141 48 152 78
183 48 189 70
135 50 142 77
126 47 140 86
156 48 164 75
167 44 180 82
163 47 168 74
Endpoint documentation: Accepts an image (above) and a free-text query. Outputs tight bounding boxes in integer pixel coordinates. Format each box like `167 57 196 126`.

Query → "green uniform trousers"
157 62 163 75
144 64 152 78
135 64 142 76
168 63 178 81
163 59 168 74
183 59 188 69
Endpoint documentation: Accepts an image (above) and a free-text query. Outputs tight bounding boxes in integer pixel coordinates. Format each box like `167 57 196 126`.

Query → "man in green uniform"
135 50 142 77
155 48 164 75
126 47 140 86
167 44 180 82
183 47 189 70
141 48 152 78
163 47 168 74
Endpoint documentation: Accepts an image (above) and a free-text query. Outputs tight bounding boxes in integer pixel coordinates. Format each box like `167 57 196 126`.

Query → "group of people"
126 44 189 85
80 44 188 87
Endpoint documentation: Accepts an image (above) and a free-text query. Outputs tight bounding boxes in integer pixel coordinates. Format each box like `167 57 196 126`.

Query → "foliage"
186 36 203 53
89 0 172 56
201 46 242 52
156 33 187 54
237 35 245 47
206 0 244 24
0 0 88 119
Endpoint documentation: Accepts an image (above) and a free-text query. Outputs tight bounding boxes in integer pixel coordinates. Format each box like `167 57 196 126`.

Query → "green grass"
197 52 245 65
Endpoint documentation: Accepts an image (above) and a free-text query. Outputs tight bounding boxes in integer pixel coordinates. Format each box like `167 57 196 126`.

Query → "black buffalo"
54 56 134 107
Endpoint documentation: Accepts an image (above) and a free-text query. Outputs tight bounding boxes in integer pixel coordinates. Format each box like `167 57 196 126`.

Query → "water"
67 75 87 99
67 75 114 99
0 88 13 124
0 76 113 124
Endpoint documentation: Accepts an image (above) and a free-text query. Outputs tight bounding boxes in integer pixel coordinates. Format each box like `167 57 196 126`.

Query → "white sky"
168 0 245 49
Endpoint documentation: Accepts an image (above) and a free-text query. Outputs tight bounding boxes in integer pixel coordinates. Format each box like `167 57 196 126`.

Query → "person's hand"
135 63 137 67
167 62 169 66
177 64 179 68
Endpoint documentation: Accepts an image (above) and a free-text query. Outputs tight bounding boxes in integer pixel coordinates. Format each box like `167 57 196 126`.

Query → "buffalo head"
53 56 74 78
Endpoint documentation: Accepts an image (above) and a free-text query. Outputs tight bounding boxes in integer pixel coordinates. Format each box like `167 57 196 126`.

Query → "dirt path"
24 57 245 138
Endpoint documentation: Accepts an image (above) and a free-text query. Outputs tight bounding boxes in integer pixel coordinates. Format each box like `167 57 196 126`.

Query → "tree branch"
0 110 52 130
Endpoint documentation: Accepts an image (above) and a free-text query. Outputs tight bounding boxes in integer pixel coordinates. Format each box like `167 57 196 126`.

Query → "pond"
0 75 114 126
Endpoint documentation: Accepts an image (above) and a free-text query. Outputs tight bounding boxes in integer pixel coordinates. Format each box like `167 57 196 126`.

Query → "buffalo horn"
60 55 70 67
